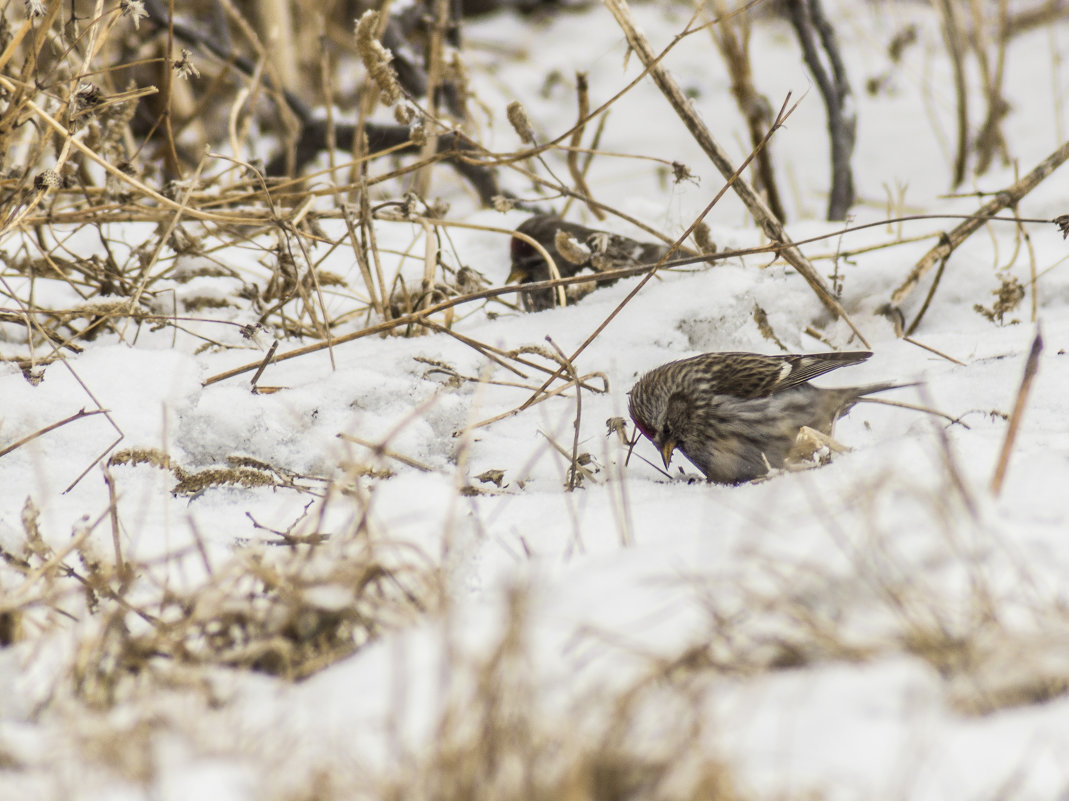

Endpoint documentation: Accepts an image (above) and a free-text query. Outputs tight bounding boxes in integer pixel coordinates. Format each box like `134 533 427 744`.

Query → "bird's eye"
511 237 535 260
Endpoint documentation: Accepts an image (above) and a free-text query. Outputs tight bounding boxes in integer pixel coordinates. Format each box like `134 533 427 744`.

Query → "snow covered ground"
2 1 1069 798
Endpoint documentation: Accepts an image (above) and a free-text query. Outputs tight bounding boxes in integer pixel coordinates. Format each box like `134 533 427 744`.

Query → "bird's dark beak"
660 439 676 469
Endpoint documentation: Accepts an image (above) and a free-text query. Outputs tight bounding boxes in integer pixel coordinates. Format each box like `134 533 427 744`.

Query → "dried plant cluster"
1 0 1069 797
0 1 1064 370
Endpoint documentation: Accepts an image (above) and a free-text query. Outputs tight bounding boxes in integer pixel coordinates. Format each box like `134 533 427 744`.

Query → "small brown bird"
508 215 669 311
628 351 899 483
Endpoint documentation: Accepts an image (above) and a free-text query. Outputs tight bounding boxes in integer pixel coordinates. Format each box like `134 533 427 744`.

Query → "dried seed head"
492 195 516 213
408 117 427 147
444 52 470 112
73 82 104 115
400 192 418 218
427 198 449 219
974 274 1025 325
355 10 402 107
693 222 717 254
120 0 147 29
752 303 786 350
606 416 629 444
173 48 200 80
506 101 536 145
34 168 61 191
672 161 695 184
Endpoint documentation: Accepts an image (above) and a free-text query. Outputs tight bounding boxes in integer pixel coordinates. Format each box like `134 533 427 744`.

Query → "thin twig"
936 0 970 187
511 95 809 415
546 336 584 491
905 243 950 335
890 137 1069 310
859 396 965 427
0 408 108 459
338 433 433 473
565 73 603 221
917 383 979 521
785 0 855 220
991 327 1043 495
902 336 966 366
250 340 280 389
603 0 868 344
467 372 608 432
202 209 1061 387
709 0 786 221
101 465 125 577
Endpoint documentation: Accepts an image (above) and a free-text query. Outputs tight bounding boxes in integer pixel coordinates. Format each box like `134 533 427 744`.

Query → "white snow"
2 1 1069 799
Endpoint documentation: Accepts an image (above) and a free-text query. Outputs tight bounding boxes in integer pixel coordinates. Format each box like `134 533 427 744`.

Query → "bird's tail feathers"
855 381 919 399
